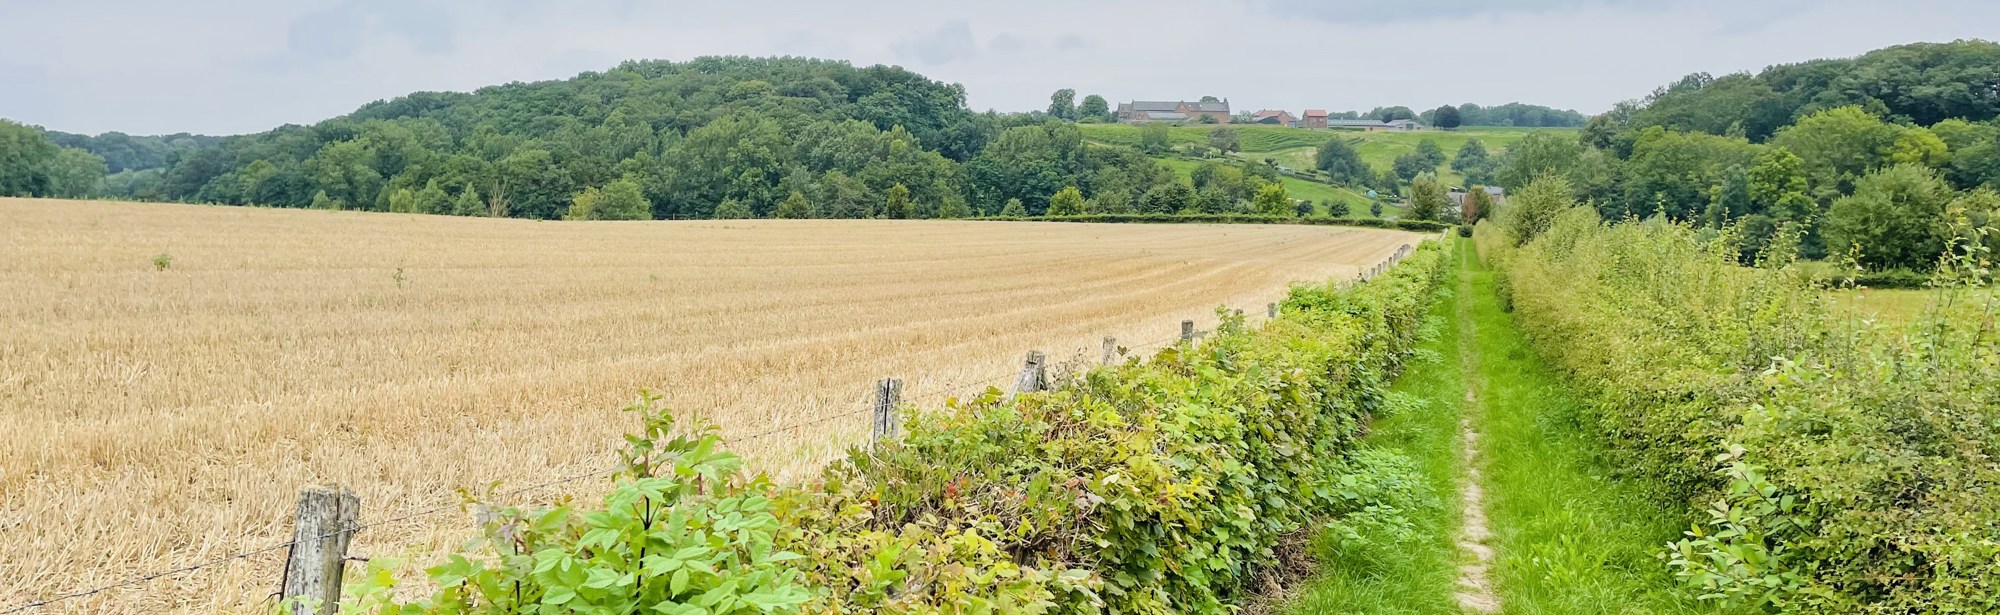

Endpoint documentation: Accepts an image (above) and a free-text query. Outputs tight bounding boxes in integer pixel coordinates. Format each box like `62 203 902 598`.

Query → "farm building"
1301 109 1328 129
1448 185 1506 208
1119 99 1231 123
1251 109 1299 126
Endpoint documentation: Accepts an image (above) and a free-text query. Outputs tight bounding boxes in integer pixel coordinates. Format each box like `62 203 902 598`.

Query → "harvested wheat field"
0 197 1424 613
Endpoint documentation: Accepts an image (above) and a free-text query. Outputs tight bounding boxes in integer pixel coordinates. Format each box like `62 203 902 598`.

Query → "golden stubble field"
0 197 1425 612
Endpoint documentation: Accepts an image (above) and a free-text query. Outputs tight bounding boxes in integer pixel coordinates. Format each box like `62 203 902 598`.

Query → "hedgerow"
1476 201 2000 612
974 212 1453 233
338 241 1449 614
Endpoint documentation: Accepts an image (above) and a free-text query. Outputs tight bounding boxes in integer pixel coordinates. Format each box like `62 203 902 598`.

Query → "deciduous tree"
1078 95 1111 122
1315 137 1370 186
1464 186 1492 223
1252 183 1292 216
1047 185 1085 216
1406 173 1448 221
1140 123 1171 154
713 198 753 219
1047 89 1077 121
1431 105 1463 129
775 190 814 219
1208 127 1240 153
882 183 912 219
1501 173 1580 245
1824 163 1953 271
1142 181 1194 214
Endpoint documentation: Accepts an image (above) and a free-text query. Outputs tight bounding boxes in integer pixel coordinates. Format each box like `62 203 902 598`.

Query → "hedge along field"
338 235 1450 614
1475 194 2000 611
0 197 1429 613
1078 123 1561 186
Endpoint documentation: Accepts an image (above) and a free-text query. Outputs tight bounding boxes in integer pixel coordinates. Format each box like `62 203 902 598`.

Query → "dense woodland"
1360 40 2000 273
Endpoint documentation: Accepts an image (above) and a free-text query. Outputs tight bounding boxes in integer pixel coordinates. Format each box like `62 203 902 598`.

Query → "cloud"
254 0 455 70
891 20 978 65
375 1 457 55
988 33 1032 54
1256 0 1632 23
772 30 852 59
275 5 368 66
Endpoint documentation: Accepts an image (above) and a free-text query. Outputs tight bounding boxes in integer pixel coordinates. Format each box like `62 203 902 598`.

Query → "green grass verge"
1459 240 1742 615
1279 244 1467 615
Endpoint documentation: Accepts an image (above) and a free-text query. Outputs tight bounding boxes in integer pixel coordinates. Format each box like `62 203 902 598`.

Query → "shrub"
976 212 1453 233
1478 212 2000 612
345 240 1453 614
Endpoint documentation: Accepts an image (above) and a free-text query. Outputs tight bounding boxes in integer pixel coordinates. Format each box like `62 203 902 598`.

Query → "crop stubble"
0 197 1422 612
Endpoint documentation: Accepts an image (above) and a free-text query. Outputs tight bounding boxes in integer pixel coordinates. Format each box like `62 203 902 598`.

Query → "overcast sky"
3 0 1996 136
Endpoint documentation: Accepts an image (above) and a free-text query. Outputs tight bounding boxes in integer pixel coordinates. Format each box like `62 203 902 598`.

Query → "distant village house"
1250 109 1299 126
1301 109 1328 129
1448 186 1506 208
1118 99 1232 123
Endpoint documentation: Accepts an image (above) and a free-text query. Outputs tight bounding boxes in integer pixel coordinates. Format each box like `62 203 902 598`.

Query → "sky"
3 0 1997 136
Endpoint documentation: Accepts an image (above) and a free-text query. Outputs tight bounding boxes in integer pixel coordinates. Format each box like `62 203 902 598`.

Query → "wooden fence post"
1101 336 1117 366
872 378 902 444
281 485 360 615
1015 351 1047 394
1180 320 1195 344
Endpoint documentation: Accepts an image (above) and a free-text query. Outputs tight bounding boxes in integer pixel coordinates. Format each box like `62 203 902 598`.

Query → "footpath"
1279 240 1732 615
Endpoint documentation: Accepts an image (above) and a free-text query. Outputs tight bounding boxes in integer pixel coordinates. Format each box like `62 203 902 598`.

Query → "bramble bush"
340 242 1450 614
1476 179 2000 612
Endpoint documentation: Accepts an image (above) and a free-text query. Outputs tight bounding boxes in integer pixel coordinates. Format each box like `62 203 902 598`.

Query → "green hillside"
1150 156 1397 218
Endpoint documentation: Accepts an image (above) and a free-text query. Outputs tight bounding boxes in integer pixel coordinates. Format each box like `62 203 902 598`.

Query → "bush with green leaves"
1476 207 2000 612
341 241 1451 614
977 212 1452 232
342 396 814 614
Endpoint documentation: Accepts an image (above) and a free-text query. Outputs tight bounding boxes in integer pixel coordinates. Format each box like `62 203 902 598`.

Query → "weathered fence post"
1015 351 1047 393
872 378 902 444
1267 302 1278 319
281 485 360 615
1101 336 1117 366
1180 320 1195 344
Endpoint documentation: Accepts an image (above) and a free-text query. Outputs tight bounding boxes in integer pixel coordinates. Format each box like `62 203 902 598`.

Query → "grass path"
1277 242 1467 614
1458 241 1737 615
1281 239 1741 614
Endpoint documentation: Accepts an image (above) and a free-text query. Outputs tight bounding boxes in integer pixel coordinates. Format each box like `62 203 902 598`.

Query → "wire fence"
4 242 1419 613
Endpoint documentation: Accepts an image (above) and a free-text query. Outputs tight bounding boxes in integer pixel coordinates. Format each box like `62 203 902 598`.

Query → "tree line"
1496 40 2000 272
0 57 1191 220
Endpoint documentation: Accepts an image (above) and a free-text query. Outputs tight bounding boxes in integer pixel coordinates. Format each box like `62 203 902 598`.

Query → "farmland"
0 197 1425 613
